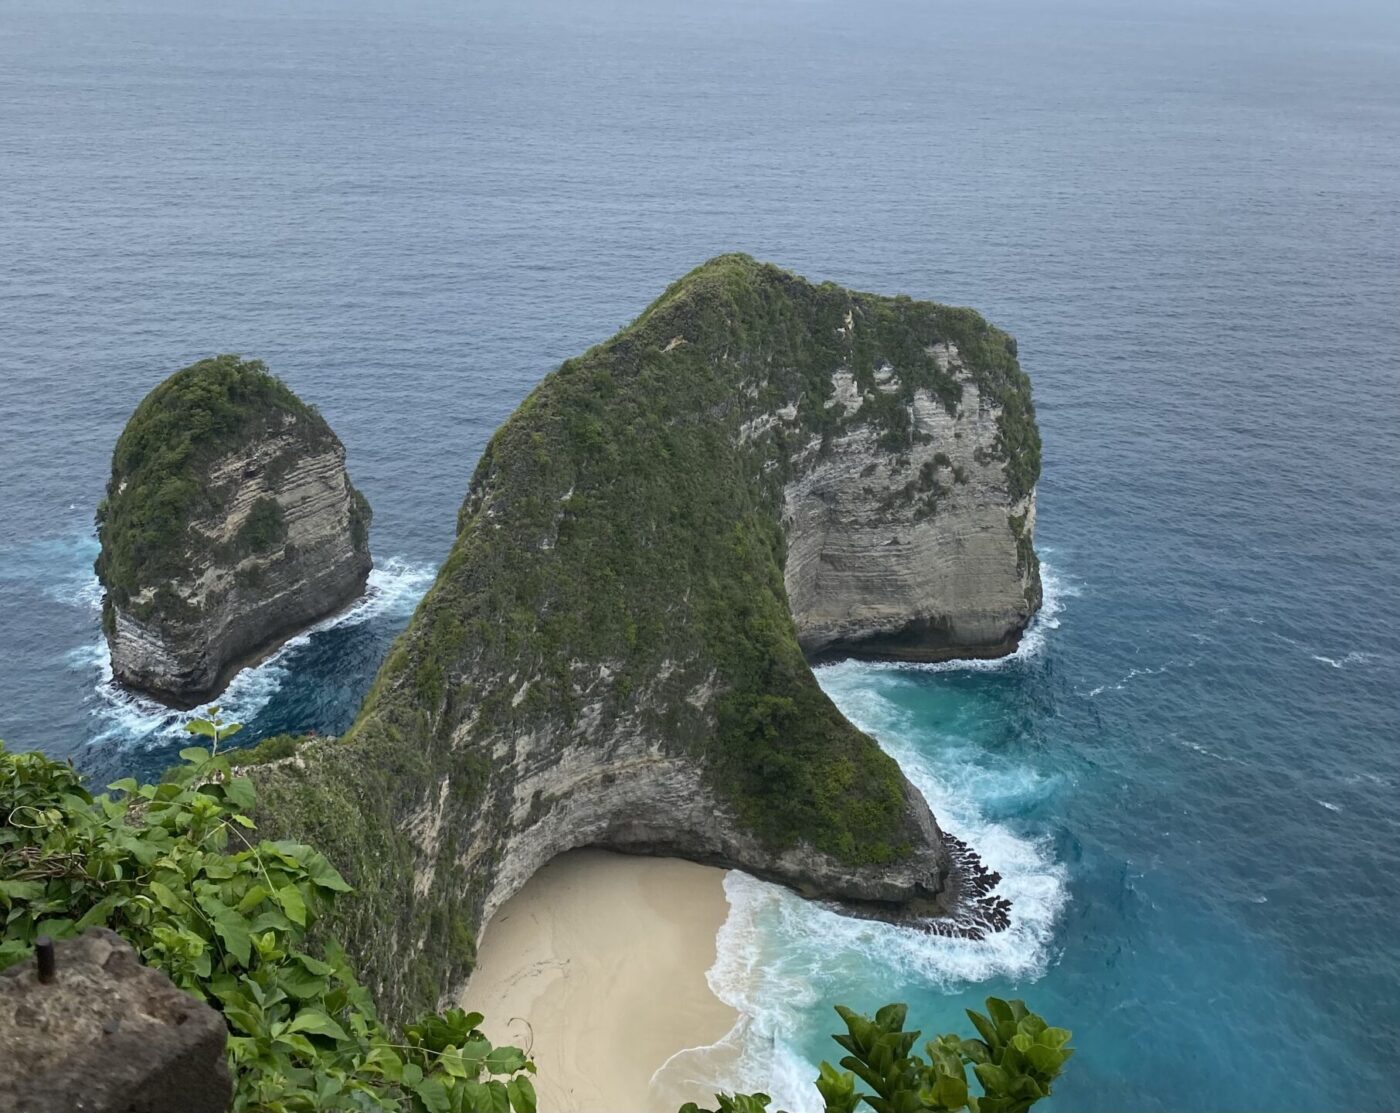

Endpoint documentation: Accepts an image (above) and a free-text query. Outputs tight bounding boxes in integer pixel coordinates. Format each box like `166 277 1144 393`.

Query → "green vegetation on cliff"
249 255 1041 1023
95 354 365 611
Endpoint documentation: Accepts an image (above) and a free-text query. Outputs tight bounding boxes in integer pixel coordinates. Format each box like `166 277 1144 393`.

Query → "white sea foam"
1316 800 1342 812
841 558 1077 678
1310 651 1376 670
708 562 1072 1108
65 556 435 748
1082 660 1189 699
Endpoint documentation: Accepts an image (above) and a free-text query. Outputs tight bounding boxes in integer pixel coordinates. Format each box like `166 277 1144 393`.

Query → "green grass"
252 255 1041 1023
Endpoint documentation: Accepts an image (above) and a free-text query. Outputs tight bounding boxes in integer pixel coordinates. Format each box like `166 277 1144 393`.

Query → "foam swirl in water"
702 561 1073 1110
65 556 435 748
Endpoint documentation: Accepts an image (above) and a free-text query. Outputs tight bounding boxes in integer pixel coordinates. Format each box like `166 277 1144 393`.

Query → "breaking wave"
707 562 1072 1109
64 556 435 750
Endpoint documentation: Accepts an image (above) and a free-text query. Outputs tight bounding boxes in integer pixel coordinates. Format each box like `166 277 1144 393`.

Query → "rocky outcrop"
785 350 1040 663
96 355 371 708
0 930 231 1113
252 256 1040 1024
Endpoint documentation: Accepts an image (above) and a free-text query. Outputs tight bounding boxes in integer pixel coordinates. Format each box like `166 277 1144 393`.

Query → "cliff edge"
96 355 372 708
253 256 1041 1022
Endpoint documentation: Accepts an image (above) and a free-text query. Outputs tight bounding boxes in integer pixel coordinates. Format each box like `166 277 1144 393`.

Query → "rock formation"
0 929 231 1113
785 347 1039 663
252 256 1040 1023
96 355 372 708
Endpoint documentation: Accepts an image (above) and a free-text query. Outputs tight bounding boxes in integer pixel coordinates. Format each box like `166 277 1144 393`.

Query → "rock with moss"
96 355 372 708
251 256 1040 1023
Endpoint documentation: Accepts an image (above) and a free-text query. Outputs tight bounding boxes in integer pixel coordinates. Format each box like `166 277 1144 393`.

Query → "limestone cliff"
252 256 1040 1023
784 345 1040 663
96 355 372 708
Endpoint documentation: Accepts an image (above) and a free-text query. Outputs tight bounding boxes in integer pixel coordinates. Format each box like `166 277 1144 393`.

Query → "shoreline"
461 849 741 1112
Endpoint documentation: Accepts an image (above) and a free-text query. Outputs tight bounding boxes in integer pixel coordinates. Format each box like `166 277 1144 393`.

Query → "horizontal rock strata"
97 356 372 708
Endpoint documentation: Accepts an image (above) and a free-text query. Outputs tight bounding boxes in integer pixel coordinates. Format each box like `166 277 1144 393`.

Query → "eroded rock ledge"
96 355 372 708
252 256 1040 1023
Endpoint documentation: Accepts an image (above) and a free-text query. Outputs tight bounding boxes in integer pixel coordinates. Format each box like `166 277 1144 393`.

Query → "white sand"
461 849 741 1112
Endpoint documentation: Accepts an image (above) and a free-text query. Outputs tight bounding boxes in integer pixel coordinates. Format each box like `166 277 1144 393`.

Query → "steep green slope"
254 256 1039 1021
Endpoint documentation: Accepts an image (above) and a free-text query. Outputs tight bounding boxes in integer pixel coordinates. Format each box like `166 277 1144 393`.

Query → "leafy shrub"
0 713 535 1113
683 998 1072 1113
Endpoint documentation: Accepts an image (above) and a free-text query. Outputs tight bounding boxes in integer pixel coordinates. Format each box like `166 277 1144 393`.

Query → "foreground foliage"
683 999 1072 1113
0 715 535 1113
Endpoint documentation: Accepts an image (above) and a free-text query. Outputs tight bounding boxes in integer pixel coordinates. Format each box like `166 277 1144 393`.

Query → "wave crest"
66 556 436 748
708 560 1072 1109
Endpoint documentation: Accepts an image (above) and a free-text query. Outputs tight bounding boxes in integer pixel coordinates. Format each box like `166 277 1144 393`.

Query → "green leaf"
507 1075 537 1113
413 1077 451 1113
0 880 45 903
279 966 329 1001
224 777 256 811
148 880 185 913
285 1009 349 1041
75 893 121 930
486 1079 512 1113
274 884 307 927
184 720 217 739
967 1009 1000 1050
295 952 335 976
986 998 1015 1033
179 747 212 765
1025 1044 1065 1075
974 1063 1011 1096
301 850 354 894
273 1031 320 1059
933 1070 969 1110
32 918 77 941
484 1045 528 1076
874 1002 908 1033
208 909 252 967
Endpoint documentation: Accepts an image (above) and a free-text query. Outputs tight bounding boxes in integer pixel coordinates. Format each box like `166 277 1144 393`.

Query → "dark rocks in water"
251 256 1040 1022
922 835 1013 939
95 354 372 708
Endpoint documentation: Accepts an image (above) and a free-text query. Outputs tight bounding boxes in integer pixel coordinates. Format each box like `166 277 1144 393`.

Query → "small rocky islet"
95 354 372 709
98 255 1041 1021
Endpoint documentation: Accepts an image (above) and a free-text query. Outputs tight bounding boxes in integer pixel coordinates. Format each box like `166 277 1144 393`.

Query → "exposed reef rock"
96 355 372 708
252 256 1040 1023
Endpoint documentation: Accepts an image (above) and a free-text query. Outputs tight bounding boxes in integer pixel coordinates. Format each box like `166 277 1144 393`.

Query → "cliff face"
97 356 372 708
253 257 1040 1022
784 348 1040 663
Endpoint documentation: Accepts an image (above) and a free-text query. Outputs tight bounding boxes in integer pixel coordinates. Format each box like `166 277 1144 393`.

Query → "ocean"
1 1 1397 1108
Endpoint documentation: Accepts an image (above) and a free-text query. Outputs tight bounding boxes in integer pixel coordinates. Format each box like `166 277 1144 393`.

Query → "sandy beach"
461 849 741 1113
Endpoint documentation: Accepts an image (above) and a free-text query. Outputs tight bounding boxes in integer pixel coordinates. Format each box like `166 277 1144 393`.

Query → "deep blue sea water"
2 1 1398 1108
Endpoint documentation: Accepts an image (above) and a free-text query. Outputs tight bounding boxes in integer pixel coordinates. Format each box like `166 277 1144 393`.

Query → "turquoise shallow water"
2 1 1398 1108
